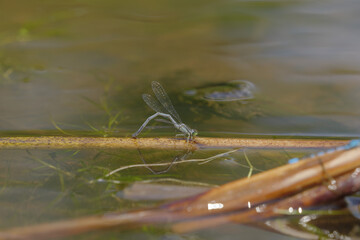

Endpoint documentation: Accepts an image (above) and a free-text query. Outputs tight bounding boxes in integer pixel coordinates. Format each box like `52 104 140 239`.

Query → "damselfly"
132 81 198 142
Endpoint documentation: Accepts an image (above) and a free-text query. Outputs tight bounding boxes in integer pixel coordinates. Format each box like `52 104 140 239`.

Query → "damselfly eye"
192 129 198 136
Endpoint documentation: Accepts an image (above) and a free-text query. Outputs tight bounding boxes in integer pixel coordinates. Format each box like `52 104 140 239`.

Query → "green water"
1 0 360 239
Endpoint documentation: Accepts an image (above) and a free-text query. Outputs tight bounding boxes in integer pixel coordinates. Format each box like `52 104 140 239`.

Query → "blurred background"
1 0 360 137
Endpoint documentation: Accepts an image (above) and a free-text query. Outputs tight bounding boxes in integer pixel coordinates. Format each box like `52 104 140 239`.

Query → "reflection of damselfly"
132 81 197 142
137 149 192 175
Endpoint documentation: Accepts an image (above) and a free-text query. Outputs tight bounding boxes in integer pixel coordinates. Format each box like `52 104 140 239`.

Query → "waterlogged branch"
172 167 360 233
0 136 350 150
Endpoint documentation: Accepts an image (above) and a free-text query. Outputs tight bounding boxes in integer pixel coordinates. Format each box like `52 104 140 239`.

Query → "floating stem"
0 136 350 150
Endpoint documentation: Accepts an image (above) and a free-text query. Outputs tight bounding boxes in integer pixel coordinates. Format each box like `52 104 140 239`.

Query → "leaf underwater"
120 182 211 201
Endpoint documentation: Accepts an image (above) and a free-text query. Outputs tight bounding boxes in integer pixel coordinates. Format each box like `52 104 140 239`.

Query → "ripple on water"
185 80 257 102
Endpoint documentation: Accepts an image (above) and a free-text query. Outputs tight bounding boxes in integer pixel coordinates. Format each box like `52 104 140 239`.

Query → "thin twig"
0 136 350 150
243 150 253 178
105 149 239 177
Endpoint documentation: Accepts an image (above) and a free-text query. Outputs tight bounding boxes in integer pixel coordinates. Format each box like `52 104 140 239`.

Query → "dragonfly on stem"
132 81 198 142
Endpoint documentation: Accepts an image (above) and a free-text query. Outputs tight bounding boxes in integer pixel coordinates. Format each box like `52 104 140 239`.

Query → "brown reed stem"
0 136 350 150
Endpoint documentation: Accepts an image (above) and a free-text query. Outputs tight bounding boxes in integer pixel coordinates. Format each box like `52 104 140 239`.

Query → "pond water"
0 0 360 239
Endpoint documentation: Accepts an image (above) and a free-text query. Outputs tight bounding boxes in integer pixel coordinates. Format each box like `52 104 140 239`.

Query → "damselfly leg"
132 112 178 138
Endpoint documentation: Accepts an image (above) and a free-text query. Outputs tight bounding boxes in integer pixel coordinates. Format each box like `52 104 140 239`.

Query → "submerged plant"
52 73 126 137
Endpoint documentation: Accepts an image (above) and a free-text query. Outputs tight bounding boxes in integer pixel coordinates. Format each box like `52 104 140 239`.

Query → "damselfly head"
191 129 198 137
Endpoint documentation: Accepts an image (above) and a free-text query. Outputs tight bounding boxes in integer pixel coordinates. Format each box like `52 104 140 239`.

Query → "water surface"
1 0 360 239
